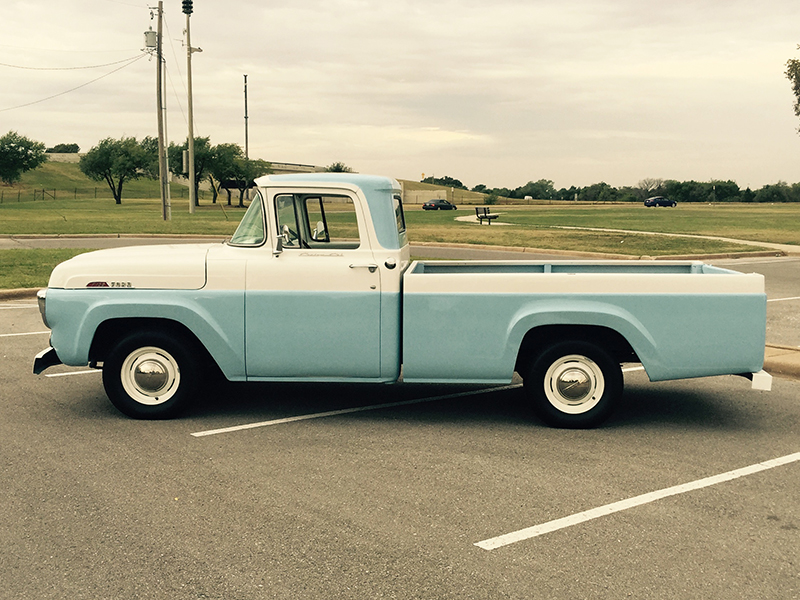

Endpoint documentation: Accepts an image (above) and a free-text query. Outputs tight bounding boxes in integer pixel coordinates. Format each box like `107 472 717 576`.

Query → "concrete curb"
764 344 800 382
0 288 41 300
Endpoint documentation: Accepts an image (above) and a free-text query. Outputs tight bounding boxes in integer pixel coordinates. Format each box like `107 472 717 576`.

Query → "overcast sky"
3 0 800 190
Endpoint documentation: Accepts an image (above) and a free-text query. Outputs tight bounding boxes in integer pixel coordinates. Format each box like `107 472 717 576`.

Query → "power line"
0 54 147 71
0 53 148 113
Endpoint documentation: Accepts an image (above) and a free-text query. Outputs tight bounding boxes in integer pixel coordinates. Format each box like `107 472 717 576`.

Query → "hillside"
5 161 189 202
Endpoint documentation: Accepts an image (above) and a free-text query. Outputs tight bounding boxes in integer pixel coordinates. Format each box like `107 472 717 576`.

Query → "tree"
46 143 80 153
231 158 271 207
209 143 245 204
787 54 800 132
579 182 618 202
421 175 467 189
755 182 790 203
0 131 48 185
325 161 353 172
169 137 214 206
79 137 147 204
516 179 556 200
636 178 665 199
139 136 161 180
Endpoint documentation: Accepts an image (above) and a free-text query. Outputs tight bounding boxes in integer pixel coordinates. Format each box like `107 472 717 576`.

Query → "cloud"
1 0 799 188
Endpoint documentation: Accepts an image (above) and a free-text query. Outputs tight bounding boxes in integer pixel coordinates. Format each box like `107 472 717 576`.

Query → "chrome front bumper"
33 346 62 375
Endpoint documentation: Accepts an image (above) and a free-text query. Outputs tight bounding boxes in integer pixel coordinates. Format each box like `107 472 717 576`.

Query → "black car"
644 196 676 207
422 199 457 210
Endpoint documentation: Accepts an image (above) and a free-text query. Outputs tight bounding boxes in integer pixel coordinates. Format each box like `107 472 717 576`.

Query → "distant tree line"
427 175 800 203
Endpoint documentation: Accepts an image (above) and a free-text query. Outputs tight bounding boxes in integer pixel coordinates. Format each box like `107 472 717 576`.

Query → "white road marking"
475 451 800 550
0 330 49 338
191 384 523 438
622 365 646 373
0 304 38 310
45 370 100 378
768 296 800 303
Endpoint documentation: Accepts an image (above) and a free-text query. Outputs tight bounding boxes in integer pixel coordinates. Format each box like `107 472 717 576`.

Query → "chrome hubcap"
556 367 593 402
119 346 180 406
544 354 605 414
133 360 169 394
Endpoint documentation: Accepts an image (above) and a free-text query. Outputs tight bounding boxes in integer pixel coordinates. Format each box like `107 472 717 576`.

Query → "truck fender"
505 299 657 373
46 289 246 380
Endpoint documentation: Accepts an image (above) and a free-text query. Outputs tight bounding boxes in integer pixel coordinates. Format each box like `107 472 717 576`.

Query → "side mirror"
311 221 328 242
273 237 283 257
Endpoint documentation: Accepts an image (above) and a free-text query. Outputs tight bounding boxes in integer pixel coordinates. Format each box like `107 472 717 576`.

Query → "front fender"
45 289 246 380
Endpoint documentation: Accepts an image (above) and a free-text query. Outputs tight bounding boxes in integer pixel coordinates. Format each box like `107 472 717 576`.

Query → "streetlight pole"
183 0 198 214
155 2 170 220
244 74 249 160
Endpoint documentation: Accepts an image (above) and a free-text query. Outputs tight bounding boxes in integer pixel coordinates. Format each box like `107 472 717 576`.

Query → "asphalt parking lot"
2 257 799 598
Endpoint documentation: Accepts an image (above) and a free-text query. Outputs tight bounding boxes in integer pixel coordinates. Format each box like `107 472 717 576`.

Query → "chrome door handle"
350 264 378 273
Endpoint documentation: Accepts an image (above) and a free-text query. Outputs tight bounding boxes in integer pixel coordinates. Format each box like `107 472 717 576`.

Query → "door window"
275 193 361 250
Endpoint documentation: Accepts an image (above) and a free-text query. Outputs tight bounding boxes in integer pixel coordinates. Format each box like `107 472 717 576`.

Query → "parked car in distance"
422 199 457 210
644 196 676 207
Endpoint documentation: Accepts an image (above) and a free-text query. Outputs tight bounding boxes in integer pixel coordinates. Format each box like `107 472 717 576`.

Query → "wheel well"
89 318 217 372
515 325 637 372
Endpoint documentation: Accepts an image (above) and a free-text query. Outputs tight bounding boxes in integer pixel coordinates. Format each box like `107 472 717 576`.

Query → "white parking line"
474 451 800 550
622 365 646 373
768 296 800 303
191 384 523 438
0 304 38 310
45 370 100 378
0 330 49 338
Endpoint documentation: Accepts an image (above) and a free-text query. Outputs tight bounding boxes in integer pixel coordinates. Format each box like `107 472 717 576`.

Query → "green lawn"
0 249 92 289
3 164 799 289
404 203 799 255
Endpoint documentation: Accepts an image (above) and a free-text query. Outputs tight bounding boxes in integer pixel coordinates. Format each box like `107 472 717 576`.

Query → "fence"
0 187 209 204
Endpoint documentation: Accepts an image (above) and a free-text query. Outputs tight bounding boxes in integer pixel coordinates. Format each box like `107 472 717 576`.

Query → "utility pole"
183 0 199 214
145 4 170 220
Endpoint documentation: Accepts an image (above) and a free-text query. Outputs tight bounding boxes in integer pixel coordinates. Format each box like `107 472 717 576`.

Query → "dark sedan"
422 199 458 210
644 196 676 207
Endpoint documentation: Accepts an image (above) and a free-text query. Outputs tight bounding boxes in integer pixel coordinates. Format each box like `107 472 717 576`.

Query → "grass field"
0 249 91 289
2 162 800 288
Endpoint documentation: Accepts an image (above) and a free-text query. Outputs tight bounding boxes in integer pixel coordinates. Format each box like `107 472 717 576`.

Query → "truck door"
244 191 383 379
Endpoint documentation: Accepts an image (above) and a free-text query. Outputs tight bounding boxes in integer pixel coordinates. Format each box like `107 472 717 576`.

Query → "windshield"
228 191 266 245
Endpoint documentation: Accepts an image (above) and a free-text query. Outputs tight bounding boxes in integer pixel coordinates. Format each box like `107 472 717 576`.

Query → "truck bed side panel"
401 266 766 384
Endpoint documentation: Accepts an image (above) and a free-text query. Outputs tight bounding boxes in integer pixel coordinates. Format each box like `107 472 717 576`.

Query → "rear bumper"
33 347 62 375
742 369 773 391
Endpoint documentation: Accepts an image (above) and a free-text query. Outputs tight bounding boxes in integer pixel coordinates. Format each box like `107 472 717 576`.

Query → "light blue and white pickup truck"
34 174 771 427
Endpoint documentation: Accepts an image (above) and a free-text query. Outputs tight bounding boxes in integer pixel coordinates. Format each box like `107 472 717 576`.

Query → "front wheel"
523 340 623 428
102 330 201 419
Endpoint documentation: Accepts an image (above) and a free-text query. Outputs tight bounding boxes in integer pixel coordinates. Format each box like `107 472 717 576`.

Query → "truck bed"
401 260 767 384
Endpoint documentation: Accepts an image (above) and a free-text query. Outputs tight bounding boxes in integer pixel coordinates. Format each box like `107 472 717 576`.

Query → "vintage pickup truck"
34 173 771 427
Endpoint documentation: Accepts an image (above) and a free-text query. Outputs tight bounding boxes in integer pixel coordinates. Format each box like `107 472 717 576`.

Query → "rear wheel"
102 330 201 419
523 340 623 428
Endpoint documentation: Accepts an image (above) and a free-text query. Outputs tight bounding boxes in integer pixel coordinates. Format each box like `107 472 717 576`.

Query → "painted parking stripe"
0 330 49 338
768 296 800 303
0 304 38 310
475 451 800 550
45 370 100 378
191 384 523 438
